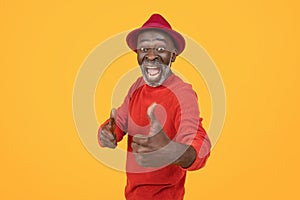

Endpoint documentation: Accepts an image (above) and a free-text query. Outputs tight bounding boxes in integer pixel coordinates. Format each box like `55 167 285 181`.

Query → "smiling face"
136 30 177 87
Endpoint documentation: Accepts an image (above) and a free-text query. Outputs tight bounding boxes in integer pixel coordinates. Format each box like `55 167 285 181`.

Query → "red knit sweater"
98 74 211 200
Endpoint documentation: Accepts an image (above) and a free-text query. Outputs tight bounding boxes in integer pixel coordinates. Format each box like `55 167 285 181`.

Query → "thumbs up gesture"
132 103 173 167
147 103 164 136
99 108 117 148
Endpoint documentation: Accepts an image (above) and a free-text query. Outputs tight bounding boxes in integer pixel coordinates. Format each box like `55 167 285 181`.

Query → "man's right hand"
99 108 117 148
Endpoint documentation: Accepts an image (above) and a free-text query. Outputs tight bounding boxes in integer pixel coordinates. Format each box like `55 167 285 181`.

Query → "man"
98 14 211 200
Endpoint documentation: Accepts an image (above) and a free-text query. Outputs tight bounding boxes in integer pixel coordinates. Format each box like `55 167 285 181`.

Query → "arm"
172 85 211 170
172 143 197 168
131 83 211 170
131 102 211 169
172 129 211 170
98 77 145 148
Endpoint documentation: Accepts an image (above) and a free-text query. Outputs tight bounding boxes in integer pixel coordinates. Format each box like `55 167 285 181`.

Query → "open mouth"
146 67 160 77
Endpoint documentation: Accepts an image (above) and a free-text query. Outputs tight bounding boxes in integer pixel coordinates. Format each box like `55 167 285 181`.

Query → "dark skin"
136 30 177 65
100 30 197 169
99 108 117 149
136 30 176 86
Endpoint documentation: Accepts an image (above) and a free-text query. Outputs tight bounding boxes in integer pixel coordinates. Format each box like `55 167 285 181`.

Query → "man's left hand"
131 103 176 168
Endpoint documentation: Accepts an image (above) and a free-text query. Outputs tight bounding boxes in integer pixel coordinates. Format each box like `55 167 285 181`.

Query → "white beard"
140 59 172 87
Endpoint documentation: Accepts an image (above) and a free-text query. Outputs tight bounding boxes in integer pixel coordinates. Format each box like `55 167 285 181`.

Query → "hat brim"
126 27 185 55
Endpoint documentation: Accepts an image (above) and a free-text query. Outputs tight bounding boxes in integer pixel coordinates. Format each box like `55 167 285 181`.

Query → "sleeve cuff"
184 143 211 171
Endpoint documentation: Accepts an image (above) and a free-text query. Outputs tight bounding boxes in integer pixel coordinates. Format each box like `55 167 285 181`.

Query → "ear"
171 49 178 62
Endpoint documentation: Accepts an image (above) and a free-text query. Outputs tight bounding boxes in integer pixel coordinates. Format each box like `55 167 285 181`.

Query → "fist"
99 108 117 148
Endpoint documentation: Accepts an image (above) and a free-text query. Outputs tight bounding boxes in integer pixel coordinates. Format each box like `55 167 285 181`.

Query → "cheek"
137 54 144 65
161 54 171 65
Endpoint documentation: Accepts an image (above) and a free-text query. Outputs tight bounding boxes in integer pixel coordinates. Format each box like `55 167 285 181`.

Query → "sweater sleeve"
97 77 144 147
173 84 211 171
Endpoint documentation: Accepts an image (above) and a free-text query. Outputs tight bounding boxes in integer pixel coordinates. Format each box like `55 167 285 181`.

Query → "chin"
140 63 171 87
146 74 162 83
144 76 164 87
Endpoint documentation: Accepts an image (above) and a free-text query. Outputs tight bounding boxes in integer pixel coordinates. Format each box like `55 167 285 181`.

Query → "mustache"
142 59 163 66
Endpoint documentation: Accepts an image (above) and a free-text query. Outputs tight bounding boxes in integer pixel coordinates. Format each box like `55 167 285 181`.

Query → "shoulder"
127 76 145 97
164 73 198 100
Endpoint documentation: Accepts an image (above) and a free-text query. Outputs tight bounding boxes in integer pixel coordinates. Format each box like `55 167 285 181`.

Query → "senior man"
98 14 211 200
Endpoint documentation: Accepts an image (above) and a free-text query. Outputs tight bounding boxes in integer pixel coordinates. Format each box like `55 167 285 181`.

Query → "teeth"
147 68 160 76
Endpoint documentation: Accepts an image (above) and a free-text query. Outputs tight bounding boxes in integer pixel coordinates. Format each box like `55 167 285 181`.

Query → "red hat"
126 14 185 55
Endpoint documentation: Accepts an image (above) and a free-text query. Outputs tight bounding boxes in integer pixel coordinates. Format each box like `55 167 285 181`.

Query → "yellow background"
1 0 299 199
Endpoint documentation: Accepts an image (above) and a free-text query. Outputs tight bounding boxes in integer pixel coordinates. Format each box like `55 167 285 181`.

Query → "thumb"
109 108 117 132
147 102 157 123
147 103 163 136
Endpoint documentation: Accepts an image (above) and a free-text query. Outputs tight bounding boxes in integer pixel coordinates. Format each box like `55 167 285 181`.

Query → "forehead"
137 29 174 46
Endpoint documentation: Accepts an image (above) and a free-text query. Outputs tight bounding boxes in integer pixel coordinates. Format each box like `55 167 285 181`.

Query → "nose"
145 48 158 61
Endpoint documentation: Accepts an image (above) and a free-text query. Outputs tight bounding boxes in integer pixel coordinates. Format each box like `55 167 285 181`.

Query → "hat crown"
142 14 172 30
126 13 185 55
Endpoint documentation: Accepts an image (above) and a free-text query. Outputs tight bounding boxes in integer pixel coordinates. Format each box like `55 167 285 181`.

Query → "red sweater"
98 74 211 200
